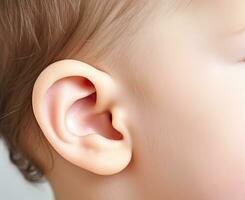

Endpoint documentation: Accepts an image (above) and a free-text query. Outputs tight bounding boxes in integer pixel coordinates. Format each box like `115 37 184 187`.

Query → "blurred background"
0 139 54 200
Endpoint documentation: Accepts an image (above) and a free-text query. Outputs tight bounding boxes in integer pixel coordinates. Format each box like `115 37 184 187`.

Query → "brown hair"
0 0 153 182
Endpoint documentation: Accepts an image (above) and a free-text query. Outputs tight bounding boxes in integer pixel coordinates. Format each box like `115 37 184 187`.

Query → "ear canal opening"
107 112 123 140
64 77 123 140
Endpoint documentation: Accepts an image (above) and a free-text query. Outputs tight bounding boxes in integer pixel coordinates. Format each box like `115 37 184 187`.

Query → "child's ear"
32 59 132 175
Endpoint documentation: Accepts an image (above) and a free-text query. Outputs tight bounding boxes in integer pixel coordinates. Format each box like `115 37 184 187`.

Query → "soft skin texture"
32 60 133 176
31 1 245 200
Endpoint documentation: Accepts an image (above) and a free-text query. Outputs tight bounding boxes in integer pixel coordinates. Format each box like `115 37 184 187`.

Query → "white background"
0 140 53 200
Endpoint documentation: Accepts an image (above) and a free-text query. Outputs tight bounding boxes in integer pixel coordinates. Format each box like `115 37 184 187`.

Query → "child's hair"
0 0 152 182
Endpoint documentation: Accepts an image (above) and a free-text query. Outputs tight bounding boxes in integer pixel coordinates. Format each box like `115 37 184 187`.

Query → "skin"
31 1 245 200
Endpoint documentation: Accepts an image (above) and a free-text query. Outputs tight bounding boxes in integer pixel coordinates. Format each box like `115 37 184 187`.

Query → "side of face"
109 1 245 199
30 1 245 199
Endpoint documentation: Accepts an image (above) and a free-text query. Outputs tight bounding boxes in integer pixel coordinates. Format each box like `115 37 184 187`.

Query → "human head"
0 0 152 180
1 0 245 199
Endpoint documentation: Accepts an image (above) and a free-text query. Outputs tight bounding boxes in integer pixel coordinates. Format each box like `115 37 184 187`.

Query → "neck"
45 155 137 200
46 158 98 200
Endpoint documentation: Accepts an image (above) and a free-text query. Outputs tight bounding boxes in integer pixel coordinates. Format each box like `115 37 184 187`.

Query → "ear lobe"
32 59 132 175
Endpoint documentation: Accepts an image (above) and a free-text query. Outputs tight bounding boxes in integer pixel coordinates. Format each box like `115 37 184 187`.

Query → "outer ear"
32 59 132 175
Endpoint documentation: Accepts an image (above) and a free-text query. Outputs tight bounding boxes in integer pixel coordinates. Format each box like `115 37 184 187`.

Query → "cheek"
160 65 245 199
128 58 245 199
116 4 245 197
